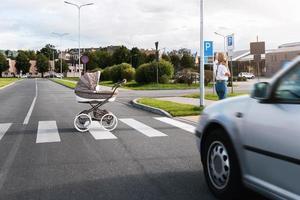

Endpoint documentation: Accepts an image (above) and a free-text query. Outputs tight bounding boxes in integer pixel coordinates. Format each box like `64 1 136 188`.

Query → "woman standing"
214 53 231 100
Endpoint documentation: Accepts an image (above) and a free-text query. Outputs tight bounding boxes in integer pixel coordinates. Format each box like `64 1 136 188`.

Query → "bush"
109 63 135 83
101 67 112 81
174 68 198 85
135 60 174 83
232 76 248 82
159 75 169 84
204 70 213 86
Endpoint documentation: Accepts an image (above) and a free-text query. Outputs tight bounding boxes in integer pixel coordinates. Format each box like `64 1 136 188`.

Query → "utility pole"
200 0 205 107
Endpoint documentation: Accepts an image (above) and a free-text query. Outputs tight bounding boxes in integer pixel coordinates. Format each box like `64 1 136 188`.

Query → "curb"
131 98 173 118
49 79 75 90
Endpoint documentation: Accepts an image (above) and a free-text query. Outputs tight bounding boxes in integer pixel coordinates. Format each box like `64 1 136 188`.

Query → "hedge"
102 63 135 83
135 60 174 83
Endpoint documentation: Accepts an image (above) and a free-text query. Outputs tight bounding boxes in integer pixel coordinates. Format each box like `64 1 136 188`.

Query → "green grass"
183 92 248 101
138 98 203 117
52 78 76 89
0 78 20 88
101 80 200 90
63 77 80 82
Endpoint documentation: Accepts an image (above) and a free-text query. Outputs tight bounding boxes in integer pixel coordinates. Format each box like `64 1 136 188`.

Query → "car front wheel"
203 129 244 199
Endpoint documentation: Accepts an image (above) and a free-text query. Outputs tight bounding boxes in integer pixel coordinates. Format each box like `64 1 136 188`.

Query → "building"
265 42 300 77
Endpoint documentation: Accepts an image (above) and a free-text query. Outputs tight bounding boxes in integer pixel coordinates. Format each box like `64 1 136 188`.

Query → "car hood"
204 95 250 114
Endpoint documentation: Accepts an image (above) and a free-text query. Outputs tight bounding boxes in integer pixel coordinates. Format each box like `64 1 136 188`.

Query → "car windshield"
275 63 300 101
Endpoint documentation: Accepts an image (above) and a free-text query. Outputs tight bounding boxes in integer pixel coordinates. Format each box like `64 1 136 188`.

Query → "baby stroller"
74 71 126 132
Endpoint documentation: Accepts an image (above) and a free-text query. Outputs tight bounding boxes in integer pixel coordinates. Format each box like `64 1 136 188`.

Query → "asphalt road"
0 79 266 200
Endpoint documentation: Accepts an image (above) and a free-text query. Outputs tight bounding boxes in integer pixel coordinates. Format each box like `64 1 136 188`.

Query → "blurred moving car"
196 56 300 199
238 72 255 79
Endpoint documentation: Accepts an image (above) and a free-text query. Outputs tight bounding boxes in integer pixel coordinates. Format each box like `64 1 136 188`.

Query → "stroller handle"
112 79 127 90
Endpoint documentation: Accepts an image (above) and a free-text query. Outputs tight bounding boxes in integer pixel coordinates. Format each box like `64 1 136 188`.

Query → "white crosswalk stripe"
1 117 195 144
120 118 167 137
36 121 61 143
0 123 12 140
88 121 117 140
155 117 195 133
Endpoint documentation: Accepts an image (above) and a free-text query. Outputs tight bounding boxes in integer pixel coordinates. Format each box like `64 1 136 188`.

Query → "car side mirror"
251 82 270 100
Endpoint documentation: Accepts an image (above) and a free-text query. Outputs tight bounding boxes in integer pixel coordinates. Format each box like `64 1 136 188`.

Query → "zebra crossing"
0 117 196 144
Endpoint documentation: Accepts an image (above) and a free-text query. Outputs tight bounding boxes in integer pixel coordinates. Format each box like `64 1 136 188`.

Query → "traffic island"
132 98 203 117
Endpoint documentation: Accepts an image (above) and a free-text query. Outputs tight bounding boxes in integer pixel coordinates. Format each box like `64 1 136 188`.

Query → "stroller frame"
74 74 126 132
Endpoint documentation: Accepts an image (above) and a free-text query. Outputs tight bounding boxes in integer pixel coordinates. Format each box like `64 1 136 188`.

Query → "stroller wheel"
100 113 118 131
74 113 92 132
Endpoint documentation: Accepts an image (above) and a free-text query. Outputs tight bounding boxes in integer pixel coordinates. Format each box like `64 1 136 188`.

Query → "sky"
0 0 299 53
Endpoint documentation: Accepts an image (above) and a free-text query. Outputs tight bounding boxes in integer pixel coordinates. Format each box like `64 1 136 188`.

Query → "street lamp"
64 1 94 75
214 32 226 52
52 32 69 76
200 0 205 106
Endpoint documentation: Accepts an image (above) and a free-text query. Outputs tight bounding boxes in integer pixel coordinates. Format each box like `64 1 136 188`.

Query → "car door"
242 63 300 197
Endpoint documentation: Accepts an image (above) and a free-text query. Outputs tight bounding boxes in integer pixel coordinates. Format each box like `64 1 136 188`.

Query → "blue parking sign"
204 41 213 57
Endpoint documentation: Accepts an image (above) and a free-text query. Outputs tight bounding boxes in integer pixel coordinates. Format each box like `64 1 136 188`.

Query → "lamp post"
214 32 226 52
200 0 205 106
52 32 69 76
64 1 94 75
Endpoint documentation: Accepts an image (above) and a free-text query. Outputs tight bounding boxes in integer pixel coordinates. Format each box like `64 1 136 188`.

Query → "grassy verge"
63 77 80 82
0 78 20 88
137 98 203 117
183 92 247 101
101 80 200 90
52 78 76 89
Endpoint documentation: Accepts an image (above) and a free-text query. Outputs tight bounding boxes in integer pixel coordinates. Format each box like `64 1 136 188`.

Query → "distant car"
238 72 255 79
44 74 63 78
196 56 300 199
20 74 28 78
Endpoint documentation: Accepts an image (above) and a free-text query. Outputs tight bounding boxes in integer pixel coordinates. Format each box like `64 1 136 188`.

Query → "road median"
132 98 203 117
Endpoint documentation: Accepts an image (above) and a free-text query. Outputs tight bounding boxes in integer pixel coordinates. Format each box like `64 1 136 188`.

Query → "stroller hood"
75 71 100 93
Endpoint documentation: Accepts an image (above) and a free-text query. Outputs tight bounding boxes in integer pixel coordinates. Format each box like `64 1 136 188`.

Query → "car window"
274 63 300 102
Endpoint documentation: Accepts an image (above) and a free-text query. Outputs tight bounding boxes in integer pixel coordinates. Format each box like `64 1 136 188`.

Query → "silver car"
196 56 300 199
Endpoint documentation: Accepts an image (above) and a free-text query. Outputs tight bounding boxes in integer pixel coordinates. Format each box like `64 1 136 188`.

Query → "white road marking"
155 117 195 133
89 121 117 140
120 118 167 137
36 121 61 143
23 79 38 124
0 123 12 140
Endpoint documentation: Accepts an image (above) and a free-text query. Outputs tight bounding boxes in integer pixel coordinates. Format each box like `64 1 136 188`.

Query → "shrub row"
101 63 135 83
135 60 174 84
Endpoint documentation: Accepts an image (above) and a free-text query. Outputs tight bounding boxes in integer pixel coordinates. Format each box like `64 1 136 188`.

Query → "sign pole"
200 0 205 107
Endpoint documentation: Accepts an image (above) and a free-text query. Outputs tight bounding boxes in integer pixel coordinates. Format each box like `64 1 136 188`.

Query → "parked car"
196 56 300 199
238 72 255 79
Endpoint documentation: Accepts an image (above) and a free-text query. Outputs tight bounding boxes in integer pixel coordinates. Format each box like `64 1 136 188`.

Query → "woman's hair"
217 53 227 66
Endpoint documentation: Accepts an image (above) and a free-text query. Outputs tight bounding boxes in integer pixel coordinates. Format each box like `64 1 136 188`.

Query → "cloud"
0 0 299 53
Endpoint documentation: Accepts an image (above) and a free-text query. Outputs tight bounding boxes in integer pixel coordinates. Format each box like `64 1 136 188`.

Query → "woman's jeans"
215 80 227 100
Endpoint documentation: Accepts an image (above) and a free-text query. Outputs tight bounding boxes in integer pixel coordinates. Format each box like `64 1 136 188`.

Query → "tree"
146 53 156 63
180 53 195 69
36 53 49 78
130 47 145 68
0 53 8 77
96 50 113 68
161 53 171 62
15 51 30 74
38 44 58 60
169 53 181 72
24 50 37 60
55 59 69 74
112 46 130 65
